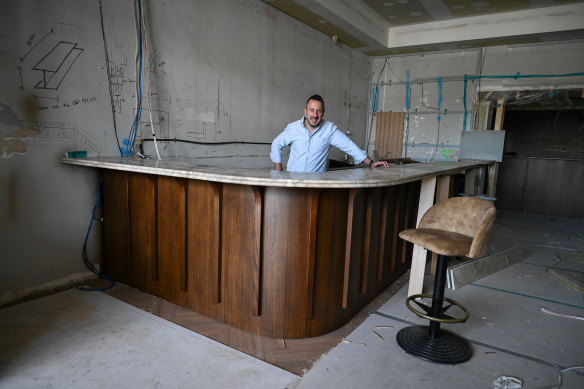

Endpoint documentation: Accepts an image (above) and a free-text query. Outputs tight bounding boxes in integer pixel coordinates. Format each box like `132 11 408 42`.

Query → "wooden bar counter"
62 156 490 338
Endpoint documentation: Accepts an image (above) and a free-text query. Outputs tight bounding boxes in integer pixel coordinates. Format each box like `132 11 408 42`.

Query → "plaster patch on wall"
0 102 40 158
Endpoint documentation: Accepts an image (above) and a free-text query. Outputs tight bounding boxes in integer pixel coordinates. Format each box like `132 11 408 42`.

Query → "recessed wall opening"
479 88 584 218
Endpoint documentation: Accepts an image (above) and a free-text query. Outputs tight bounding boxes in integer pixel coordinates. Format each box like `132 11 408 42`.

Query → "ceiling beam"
296 0 389 47
387 3 584 50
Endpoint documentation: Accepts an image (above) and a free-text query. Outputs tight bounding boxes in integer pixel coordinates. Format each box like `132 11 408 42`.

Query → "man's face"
304 100 324 129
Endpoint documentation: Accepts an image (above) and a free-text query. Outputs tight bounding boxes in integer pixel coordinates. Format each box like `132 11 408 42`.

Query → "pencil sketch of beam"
33 41 84 90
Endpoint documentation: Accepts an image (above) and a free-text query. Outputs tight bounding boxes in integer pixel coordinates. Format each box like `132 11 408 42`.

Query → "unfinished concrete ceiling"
263 0 584 55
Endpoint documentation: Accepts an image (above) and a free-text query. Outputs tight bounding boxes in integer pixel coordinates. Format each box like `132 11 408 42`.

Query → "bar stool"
397 197 496 364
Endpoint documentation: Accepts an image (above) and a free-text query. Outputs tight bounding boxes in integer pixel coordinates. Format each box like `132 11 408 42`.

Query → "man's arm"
270 130 290 171
330 129 389 168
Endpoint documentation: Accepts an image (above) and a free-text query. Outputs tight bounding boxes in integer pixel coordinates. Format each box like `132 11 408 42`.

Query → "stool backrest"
419 197 496 258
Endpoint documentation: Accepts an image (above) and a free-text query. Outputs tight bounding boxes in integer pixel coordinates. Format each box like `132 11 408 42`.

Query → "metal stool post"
396 254 472 364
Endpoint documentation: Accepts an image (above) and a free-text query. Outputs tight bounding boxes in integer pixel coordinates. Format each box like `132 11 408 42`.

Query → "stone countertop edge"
60 157 492 188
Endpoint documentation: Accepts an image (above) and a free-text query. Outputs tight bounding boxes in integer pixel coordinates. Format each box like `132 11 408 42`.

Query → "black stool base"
396 325 471 364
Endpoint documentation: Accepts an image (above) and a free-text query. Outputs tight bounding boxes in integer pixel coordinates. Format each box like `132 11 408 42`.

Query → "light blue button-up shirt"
270 117 368 172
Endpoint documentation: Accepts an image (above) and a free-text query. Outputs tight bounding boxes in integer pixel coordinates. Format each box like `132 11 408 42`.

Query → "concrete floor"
1 211 583 388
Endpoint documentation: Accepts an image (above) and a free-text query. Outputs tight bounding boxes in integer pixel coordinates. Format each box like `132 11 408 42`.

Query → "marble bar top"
61 156 492 188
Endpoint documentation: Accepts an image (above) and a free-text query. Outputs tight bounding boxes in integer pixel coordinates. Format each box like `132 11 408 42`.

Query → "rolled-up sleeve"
270 130 290 164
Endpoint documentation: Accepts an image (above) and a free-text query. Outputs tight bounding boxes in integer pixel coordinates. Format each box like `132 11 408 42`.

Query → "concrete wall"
369 41 584 162
0 0 371 303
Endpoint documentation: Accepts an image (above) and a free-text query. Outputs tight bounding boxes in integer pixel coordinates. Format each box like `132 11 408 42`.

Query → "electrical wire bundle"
78 177 115 291
123 0 144 157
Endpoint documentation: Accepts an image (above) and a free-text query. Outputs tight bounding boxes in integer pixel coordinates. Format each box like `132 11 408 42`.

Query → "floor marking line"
370 311 584 376
468 283 584 310
520 261 584 275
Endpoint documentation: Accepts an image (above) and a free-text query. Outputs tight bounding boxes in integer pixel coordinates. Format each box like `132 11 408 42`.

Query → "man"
270 95 389 172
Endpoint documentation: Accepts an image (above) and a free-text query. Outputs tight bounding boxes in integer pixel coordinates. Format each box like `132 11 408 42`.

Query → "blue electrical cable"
78 177 115 291
125 0 144 157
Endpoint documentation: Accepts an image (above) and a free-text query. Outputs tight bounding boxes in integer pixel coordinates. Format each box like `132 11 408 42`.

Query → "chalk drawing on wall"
32 41 84 90
108 60 127 113
17 28 84 92
135 109 169 139
24 120 102 155
19 29 55 63
175 99 217 140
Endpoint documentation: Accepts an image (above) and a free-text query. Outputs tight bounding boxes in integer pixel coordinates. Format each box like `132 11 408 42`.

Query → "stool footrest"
405 294 469 324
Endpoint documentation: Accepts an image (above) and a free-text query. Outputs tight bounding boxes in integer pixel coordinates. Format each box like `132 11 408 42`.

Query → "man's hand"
371 160 389 168
274 162 283 171
363 157 389 168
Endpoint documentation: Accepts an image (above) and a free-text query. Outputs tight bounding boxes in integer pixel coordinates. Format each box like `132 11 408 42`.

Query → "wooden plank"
305 189 320 319
476 101 492 131
390 185 404 272
156 176 187 305
487 162 499 198
128 174 156 292
211 183 222 304
186 180 221 315
342 188 359 309
464 167 478 195
494 98 505 131
407 176 436 297
447 245 523 290
102 171 130 282
251 186 263 317
400 183 415 264
377 187 390 281
375 111 405 160
361 190 373 293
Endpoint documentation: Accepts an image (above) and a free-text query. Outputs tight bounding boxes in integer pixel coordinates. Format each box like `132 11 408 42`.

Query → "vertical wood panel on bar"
128 174 156 292
361 189 373 294
156 176 187 306
390 185 404 272
305 189 320 320
342 188 360 309
377 187 390 281
251 186 263 317
103 170 130 283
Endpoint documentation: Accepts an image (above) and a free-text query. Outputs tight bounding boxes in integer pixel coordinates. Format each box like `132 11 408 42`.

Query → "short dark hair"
306 94 325 112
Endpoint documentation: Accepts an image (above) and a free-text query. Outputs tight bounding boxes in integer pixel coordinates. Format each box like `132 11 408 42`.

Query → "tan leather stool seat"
399 196 496 259
398 228 472 257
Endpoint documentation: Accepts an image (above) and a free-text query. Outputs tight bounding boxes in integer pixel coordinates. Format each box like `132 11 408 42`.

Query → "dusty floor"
1 210 583 388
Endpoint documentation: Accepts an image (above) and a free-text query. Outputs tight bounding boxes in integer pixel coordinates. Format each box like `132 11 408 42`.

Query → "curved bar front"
62 157 490 338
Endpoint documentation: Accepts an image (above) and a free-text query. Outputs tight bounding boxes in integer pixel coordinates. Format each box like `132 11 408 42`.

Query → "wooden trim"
305 189 321 319
494 98 505 131
390 186 403 272
361 190 373 293
183 182 189 291
210 182 222 303
251 186 263 316
487 162 499 198
342 188 359 309
407 176 436 297
377 187 390 281
401 183 415 264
